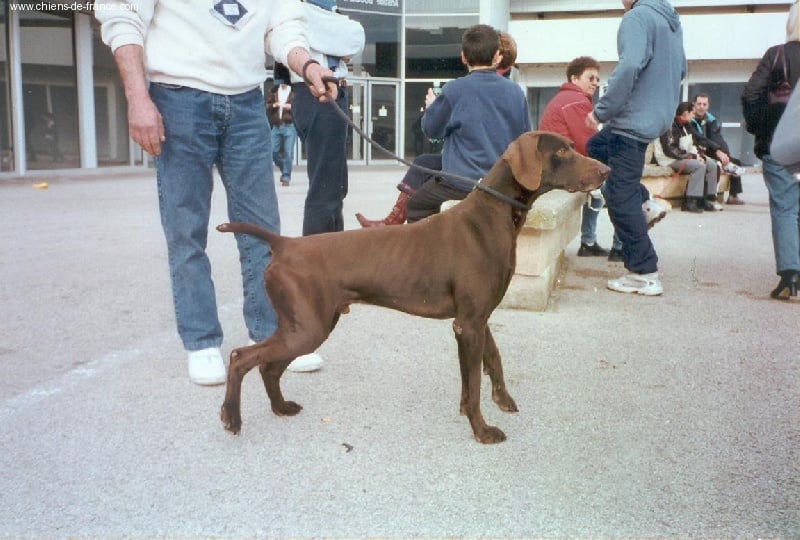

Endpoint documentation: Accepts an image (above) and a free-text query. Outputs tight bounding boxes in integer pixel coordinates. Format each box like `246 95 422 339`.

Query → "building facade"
0 0 793 178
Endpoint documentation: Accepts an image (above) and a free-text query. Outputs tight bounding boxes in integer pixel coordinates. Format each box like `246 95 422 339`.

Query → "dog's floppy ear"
502 132 542 191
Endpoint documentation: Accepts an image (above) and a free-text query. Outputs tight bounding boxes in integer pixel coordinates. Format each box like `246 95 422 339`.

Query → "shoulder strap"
771 44 789 81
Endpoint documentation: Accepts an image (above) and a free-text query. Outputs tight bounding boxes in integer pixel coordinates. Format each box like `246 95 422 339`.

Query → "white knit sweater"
96 0 309 95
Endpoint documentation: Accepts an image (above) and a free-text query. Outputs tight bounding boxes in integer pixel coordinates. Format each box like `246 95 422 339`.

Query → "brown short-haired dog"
218 131 609 444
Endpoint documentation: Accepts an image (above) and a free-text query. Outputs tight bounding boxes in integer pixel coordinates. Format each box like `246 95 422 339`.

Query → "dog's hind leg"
482 326 518 413
453 318 506 444
221 343 263 434
221 336 308 434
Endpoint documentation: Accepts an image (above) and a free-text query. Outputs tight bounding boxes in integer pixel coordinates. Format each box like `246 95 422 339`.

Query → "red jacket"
537 82 596 156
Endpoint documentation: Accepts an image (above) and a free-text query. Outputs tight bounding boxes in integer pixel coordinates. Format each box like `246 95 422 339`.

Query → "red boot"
356 192 410 228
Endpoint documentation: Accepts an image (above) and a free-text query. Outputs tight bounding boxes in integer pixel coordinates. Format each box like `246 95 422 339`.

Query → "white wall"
510 12 790 64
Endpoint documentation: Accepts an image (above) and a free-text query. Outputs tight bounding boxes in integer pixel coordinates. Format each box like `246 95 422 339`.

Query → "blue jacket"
593 0 687 142
422 70 531 190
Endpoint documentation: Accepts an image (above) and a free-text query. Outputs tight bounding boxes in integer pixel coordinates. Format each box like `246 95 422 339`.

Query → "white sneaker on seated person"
723 162 747 176
247 339 323 372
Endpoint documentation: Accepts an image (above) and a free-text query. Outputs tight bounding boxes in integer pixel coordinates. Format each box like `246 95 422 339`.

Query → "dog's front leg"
258 360 302 417
483 326 518 413
454 319 506 444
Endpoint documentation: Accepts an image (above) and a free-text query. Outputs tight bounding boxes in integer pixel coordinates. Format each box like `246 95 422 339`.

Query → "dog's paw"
220 404 242 434
492 389 519 413
271 400 303 417
474 425 507 444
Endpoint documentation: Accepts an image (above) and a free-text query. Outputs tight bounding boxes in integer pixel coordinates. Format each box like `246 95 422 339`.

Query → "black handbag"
769 45 793 105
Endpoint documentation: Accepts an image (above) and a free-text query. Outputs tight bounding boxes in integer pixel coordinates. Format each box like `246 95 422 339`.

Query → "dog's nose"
598 164 611 179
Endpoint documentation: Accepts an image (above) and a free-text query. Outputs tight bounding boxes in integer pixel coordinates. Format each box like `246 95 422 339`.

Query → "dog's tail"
216 222 282 248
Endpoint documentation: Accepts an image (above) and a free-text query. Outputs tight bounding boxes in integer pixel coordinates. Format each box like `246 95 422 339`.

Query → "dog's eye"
556 147 569 157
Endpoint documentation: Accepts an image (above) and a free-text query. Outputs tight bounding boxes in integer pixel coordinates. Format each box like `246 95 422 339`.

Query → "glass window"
527 87 559 130
405 15 477 79
20 11 80 170
92 18 133 167
405 0 478 14
343 10 401 79
688 82 756 165
0 7 12 172
403 82 444 159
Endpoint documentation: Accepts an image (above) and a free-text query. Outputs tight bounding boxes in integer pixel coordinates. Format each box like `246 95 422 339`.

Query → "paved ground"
1 166 798 538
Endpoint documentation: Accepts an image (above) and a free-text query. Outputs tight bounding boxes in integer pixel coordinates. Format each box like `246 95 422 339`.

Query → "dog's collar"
474 179 532 211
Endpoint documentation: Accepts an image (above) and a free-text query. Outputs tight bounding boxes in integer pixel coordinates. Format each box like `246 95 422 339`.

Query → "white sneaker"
187 347 226 386
287 353 324 372
724 163 747 176
247 340 323 373
642 199 668 230
607 272 663 296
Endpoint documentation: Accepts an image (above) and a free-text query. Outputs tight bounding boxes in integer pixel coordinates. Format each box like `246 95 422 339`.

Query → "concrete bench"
442 189 584 311
641 163 730 204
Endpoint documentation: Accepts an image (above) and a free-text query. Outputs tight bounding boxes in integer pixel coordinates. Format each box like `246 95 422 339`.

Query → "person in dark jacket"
659 101 720 213
267 63 296 186
741 2 800 300
690 93 747 204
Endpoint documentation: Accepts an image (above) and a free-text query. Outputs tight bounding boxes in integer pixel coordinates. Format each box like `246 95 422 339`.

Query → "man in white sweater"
96 0 336 385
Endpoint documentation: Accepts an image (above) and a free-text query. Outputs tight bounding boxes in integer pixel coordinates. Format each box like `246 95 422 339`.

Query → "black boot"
682 197 704 213
770 270 799 300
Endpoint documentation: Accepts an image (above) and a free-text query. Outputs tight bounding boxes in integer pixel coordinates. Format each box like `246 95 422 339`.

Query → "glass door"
367 82 399 163
346 81 366 164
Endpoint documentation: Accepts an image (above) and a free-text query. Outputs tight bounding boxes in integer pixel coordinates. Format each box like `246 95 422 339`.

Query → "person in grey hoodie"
585 0 686 296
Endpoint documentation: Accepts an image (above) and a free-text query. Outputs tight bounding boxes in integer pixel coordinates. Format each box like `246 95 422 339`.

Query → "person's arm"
593 17 649 123
266 1 337 102
420 91 452 141
562 100 595 156
113 44 164 157
285 47 337 102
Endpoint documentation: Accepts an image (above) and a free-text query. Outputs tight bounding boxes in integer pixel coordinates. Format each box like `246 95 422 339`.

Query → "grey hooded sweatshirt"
593 0 687 142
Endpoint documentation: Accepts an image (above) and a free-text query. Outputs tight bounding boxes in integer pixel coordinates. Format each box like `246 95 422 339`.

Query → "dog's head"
502 131 610 194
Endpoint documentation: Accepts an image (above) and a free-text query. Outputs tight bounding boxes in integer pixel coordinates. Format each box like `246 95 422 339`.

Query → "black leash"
320 77 531 212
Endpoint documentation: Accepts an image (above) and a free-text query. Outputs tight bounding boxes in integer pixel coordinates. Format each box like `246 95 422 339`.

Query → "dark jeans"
397 153 443 194
587 127 658 274
292 84 349 236
406 177 469 223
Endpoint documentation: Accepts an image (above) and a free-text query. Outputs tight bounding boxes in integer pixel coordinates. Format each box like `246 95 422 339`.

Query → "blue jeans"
587 127 658 274
762 154 800 274
149 83 280 351
270 123 296 181
580 196 603 245
292 84 349 235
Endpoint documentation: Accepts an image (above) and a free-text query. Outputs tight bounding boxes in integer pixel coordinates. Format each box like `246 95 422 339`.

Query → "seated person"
355 25 530 226
656 102 721 213
690 92 747 205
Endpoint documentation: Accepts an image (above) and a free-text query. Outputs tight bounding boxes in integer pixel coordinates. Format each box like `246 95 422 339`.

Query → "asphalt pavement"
1 165 798 538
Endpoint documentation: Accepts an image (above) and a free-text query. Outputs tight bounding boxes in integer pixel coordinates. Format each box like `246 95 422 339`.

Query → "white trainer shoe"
187 347 226 386
247 340 323 373
607 272 663 296
724 163 747 176
642 199 668 230
287 353 324 373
